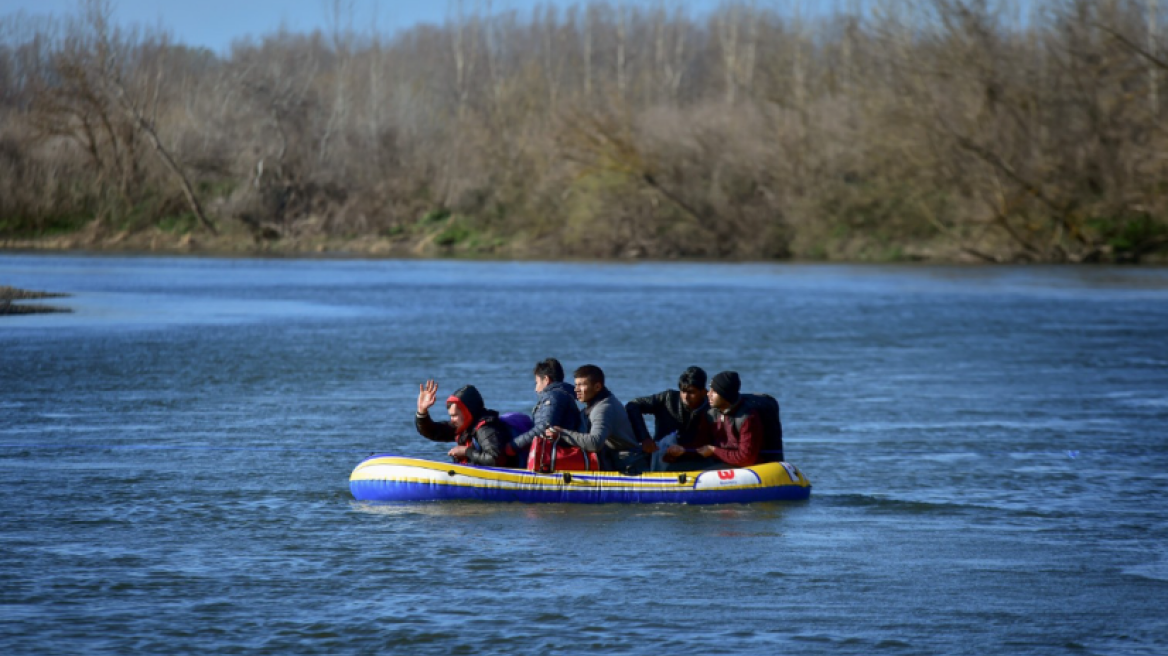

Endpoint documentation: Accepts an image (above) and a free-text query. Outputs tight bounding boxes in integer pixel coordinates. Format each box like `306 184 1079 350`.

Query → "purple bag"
498 412 534 439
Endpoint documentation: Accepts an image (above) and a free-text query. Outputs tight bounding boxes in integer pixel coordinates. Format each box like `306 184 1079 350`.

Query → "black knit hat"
710 371 741 404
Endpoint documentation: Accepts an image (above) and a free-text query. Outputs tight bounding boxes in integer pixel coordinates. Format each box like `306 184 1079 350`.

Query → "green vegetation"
433 221 472 248
157 213 199 234
0 214 92 238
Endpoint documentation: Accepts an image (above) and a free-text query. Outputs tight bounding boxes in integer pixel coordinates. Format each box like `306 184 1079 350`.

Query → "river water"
2 254 1166 655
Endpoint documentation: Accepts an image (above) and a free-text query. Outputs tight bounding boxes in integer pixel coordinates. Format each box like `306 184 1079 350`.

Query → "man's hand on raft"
448 444 470 458
417 380 438 415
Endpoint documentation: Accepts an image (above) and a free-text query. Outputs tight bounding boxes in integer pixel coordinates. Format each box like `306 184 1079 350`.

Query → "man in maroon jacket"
665 370 762 468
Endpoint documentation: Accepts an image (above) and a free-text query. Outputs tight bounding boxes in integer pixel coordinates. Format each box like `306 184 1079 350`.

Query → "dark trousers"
606 450 650 475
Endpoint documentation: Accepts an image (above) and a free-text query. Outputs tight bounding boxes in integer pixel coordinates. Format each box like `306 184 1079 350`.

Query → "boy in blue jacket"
505 358 580 460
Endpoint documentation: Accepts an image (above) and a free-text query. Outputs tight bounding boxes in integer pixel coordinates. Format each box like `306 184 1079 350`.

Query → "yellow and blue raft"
349 455 811 505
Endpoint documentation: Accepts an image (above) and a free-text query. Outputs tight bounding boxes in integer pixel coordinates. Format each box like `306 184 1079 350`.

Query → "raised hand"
417 380 439 415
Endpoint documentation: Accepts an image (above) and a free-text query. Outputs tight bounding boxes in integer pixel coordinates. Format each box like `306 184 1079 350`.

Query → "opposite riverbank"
7 217 1165 265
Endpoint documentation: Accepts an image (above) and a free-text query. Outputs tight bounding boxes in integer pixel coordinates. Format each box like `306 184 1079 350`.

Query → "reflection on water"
2 254 1167 655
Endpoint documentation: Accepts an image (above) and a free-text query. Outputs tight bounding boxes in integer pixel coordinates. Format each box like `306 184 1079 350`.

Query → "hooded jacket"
415 385 509 466
511 380 580 450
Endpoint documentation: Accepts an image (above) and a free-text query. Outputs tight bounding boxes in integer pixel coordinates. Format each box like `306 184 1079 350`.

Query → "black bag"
734 393 784 462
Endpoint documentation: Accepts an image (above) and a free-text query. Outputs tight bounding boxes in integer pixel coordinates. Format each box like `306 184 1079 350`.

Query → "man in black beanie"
666 370 764 468
710 371 741 406
626 366 711 471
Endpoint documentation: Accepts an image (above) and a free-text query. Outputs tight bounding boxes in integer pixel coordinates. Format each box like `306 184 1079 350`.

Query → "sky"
0 0 730 54
1 0 450 52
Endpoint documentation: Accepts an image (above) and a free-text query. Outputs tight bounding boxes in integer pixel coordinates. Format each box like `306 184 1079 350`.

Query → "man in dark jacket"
626 366 711 471
415 380 511 466
506 358 580 460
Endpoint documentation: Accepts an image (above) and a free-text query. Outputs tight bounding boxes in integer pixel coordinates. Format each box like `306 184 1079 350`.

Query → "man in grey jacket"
546 364 650 474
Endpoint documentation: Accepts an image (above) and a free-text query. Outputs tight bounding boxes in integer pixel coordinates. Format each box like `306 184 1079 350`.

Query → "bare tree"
653 1 687 104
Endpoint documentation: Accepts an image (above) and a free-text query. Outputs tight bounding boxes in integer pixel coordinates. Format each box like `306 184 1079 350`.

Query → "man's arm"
626 391 671 444
556 406 608 452
415 412 457 443
414 379 455 443
625 401 651 443
626 391 669 415
512 392 564 450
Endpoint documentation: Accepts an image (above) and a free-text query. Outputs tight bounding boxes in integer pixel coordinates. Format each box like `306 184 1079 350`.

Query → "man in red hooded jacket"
414 380 510 466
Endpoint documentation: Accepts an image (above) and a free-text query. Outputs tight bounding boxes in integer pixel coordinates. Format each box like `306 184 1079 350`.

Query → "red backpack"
527 435 600 473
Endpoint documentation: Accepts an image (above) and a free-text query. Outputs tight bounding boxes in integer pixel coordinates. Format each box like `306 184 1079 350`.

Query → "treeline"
1 0 1167 262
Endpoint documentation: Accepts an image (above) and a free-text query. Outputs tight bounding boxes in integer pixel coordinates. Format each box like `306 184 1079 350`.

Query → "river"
2 254 1166 654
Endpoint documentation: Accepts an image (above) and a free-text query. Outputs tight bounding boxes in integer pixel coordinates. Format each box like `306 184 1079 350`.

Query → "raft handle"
447 470 456 477
678 474 687 484
562 472 572 484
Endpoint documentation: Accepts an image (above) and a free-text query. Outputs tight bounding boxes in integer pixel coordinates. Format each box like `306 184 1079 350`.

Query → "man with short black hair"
626 366 711 471
506 358 580 459
546 364 645 473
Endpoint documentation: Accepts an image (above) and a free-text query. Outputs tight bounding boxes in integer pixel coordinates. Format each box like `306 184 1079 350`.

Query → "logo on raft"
693 468 762 489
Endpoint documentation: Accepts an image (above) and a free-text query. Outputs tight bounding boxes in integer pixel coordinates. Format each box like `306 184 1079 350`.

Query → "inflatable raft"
349 455 811 505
